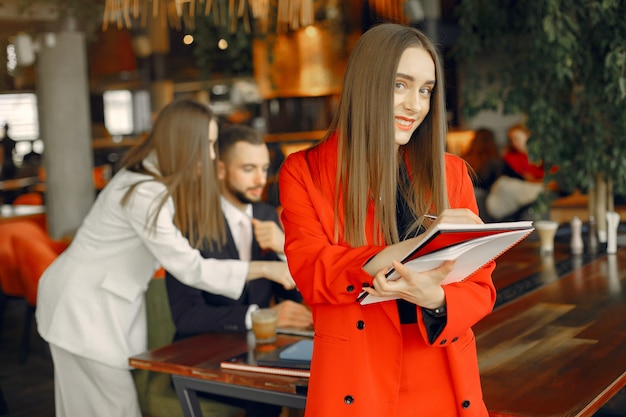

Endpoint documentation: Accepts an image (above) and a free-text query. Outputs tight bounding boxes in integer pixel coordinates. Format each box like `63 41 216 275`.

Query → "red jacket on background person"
502 124 545 183
279 134 496 417
503 150 545 182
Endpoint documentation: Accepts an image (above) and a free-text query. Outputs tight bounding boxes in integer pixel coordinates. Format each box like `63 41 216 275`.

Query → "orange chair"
12 192 43 206
93 165 112 190
12 234 68 362
0 230 27 298
0 220 68 362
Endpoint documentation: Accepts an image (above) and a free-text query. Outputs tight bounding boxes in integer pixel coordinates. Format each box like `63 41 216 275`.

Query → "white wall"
466 110 524 150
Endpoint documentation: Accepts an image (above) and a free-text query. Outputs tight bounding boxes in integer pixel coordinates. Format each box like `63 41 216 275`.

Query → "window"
103 89 152 136
0 92 41 162
103 90 133 135
0 92 39 140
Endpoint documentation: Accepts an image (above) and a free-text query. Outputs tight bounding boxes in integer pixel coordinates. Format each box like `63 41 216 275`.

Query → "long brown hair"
318 23 449 247
120 98 225 250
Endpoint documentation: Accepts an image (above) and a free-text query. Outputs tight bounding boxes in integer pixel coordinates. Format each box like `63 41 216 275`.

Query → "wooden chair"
12 233 68 362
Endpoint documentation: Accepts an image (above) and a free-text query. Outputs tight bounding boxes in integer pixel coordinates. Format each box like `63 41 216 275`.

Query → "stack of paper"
358 221 534 305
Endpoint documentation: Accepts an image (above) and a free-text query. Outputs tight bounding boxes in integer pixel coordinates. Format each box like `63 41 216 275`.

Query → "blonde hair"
120 98 225 250
317 23 449 247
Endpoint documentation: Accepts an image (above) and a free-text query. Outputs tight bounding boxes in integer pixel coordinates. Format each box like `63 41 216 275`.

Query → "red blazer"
279 135 495 417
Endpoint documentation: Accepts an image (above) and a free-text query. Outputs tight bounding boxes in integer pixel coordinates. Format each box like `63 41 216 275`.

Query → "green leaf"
455 0 626 195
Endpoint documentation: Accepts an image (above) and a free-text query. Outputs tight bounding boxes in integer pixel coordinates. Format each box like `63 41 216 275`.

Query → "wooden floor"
0 227 625 416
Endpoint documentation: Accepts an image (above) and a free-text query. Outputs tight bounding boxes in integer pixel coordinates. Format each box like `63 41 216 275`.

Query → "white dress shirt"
221 197 253 260
220 197 259 328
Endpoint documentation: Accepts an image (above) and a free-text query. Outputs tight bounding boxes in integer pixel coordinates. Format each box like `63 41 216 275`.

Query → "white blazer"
36 167 248 369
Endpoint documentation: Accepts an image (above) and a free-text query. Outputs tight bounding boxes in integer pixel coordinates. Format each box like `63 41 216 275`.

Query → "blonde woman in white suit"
36 99 296 417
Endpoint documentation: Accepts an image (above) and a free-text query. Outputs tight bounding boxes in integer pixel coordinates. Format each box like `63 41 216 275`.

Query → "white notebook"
358 221 534 305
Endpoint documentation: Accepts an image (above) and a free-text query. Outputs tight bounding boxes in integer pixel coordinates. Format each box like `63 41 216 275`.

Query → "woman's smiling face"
393 47 436 147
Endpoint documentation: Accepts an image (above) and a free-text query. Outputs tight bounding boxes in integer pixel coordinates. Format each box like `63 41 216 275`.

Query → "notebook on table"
276 326 314 338
220 340 313 378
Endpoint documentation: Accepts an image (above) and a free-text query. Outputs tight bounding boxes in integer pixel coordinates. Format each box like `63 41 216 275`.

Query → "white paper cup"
534 220 559 255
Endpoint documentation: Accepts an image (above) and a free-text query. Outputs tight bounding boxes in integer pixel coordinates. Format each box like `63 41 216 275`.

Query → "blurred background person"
486 124 552 221
503 124 544 182
0 122 17 178
462 127 504 192
0 139 17 180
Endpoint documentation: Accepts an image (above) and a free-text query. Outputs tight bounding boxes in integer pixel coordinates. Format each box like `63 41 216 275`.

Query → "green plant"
454 0 626 195
192 12 254 78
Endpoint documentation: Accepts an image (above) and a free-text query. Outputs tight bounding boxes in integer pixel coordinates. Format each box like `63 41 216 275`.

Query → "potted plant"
453 0 626 239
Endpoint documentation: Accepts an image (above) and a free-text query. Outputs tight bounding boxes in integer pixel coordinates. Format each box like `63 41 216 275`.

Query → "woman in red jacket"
279 24 496 417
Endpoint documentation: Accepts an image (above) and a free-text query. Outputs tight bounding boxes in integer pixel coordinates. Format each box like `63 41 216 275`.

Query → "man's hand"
252 219 285 254
273 300 313 329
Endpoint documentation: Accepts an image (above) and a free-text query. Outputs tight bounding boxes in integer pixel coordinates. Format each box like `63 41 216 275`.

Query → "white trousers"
49 344 142 417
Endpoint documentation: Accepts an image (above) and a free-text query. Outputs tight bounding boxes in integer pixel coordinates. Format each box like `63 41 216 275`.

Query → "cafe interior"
1 0 625 416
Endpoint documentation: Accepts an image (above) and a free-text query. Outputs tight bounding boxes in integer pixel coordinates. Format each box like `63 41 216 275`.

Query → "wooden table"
0 176 39 192
550 191 626 224
130 241 626 417
129 333 308 417
476 246 626 417
0 176 41 205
